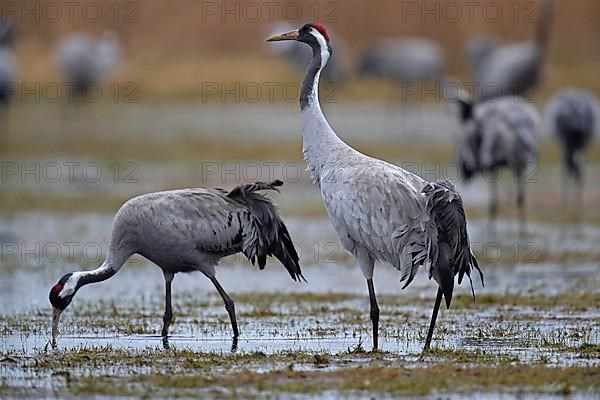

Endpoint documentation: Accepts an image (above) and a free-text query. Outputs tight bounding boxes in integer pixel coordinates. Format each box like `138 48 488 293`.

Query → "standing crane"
49 180 303 348
57 31 121 103
268 23 482 352
545 88 599 206
474 0 555 101
454 95 542 234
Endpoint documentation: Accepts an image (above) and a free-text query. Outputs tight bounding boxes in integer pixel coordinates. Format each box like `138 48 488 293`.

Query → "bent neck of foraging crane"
60 247 130 300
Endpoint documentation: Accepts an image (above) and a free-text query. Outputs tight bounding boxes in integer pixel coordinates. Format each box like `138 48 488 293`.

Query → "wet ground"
1 103 599 397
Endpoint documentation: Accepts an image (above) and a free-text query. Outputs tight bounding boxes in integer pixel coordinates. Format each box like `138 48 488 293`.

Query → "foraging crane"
545 88 599 205
266 21 350 84
57 31 121 101
454 95 542 233
474 0 555 101
49 180 303 348
267 23 482 352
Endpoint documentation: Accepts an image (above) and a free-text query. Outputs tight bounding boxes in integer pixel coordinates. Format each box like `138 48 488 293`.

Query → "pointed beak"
51 307 63 348
266 29 300 42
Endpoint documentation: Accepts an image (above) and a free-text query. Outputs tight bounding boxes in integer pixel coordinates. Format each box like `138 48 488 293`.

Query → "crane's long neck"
76 260 119 287
300 35 352 182
64 246 130 297
536 0 554 55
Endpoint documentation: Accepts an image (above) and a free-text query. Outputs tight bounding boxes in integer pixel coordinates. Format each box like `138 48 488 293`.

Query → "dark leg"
231 336 239 353
0 108 7 145
367 278 380 350
210 276 239 338
561 164 568 212
489 178 498 238
161 272 174 337
423 288 443 352
516 171 526 239
575 171 584 225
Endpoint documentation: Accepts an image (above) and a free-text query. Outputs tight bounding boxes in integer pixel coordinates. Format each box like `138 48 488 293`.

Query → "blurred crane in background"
57 31 121 105
357 37 446 135
268 23 482 352
0 18 16 136
454 95 542 235
546 88 599 207
472 0 555 101
464 35 498 80
358 37 446 84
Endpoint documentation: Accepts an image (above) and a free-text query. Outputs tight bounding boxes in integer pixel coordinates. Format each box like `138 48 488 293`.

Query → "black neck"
300 40 329 111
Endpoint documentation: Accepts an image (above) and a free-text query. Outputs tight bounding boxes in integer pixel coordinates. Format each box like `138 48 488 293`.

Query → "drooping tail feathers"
421 180 483 308
394 180 483 308
227 180 305 282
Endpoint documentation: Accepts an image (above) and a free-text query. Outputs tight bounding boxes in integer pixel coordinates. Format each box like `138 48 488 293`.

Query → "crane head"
266 22 330 45
49 273 77 347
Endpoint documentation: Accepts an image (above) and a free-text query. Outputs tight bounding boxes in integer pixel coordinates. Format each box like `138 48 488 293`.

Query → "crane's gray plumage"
268 23 481 351
474 0 555 101
458 98 541 178
465 35 497 78
455 95 542 232
49 180 302 347
57 31 121 99
546 88 599 183
0 18 16 107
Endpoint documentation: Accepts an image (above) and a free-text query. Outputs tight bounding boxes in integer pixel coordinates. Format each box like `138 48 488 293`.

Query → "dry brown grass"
9 0 600 99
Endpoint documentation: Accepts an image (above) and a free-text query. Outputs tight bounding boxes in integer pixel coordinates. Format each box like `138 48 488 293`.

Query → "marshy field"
1 102 599 398
2 0 600 398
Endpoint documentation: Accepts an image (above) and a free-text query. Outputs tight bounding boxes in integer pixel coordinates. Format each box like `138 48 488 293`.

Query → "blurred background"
1 4 600 392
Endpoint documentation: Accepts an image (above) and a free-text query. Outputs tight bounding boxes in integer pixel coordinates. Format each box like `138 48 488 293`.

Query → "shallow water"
1 103 599 397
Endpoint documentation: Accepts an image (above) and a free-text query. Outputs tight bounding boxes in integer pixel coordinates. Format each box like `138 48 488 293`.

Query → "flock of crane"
1 2 596 354
0 19 120 113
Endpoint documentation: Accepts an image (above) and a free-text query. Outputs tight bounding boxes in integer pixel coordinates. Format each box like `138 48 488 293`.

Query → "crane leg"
561 165 568 213
516 173 526 239
210 276 239 339
367 278 380 350
161 272 174 337
575 172 584 224
423 287 443 352
489 178 498 238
